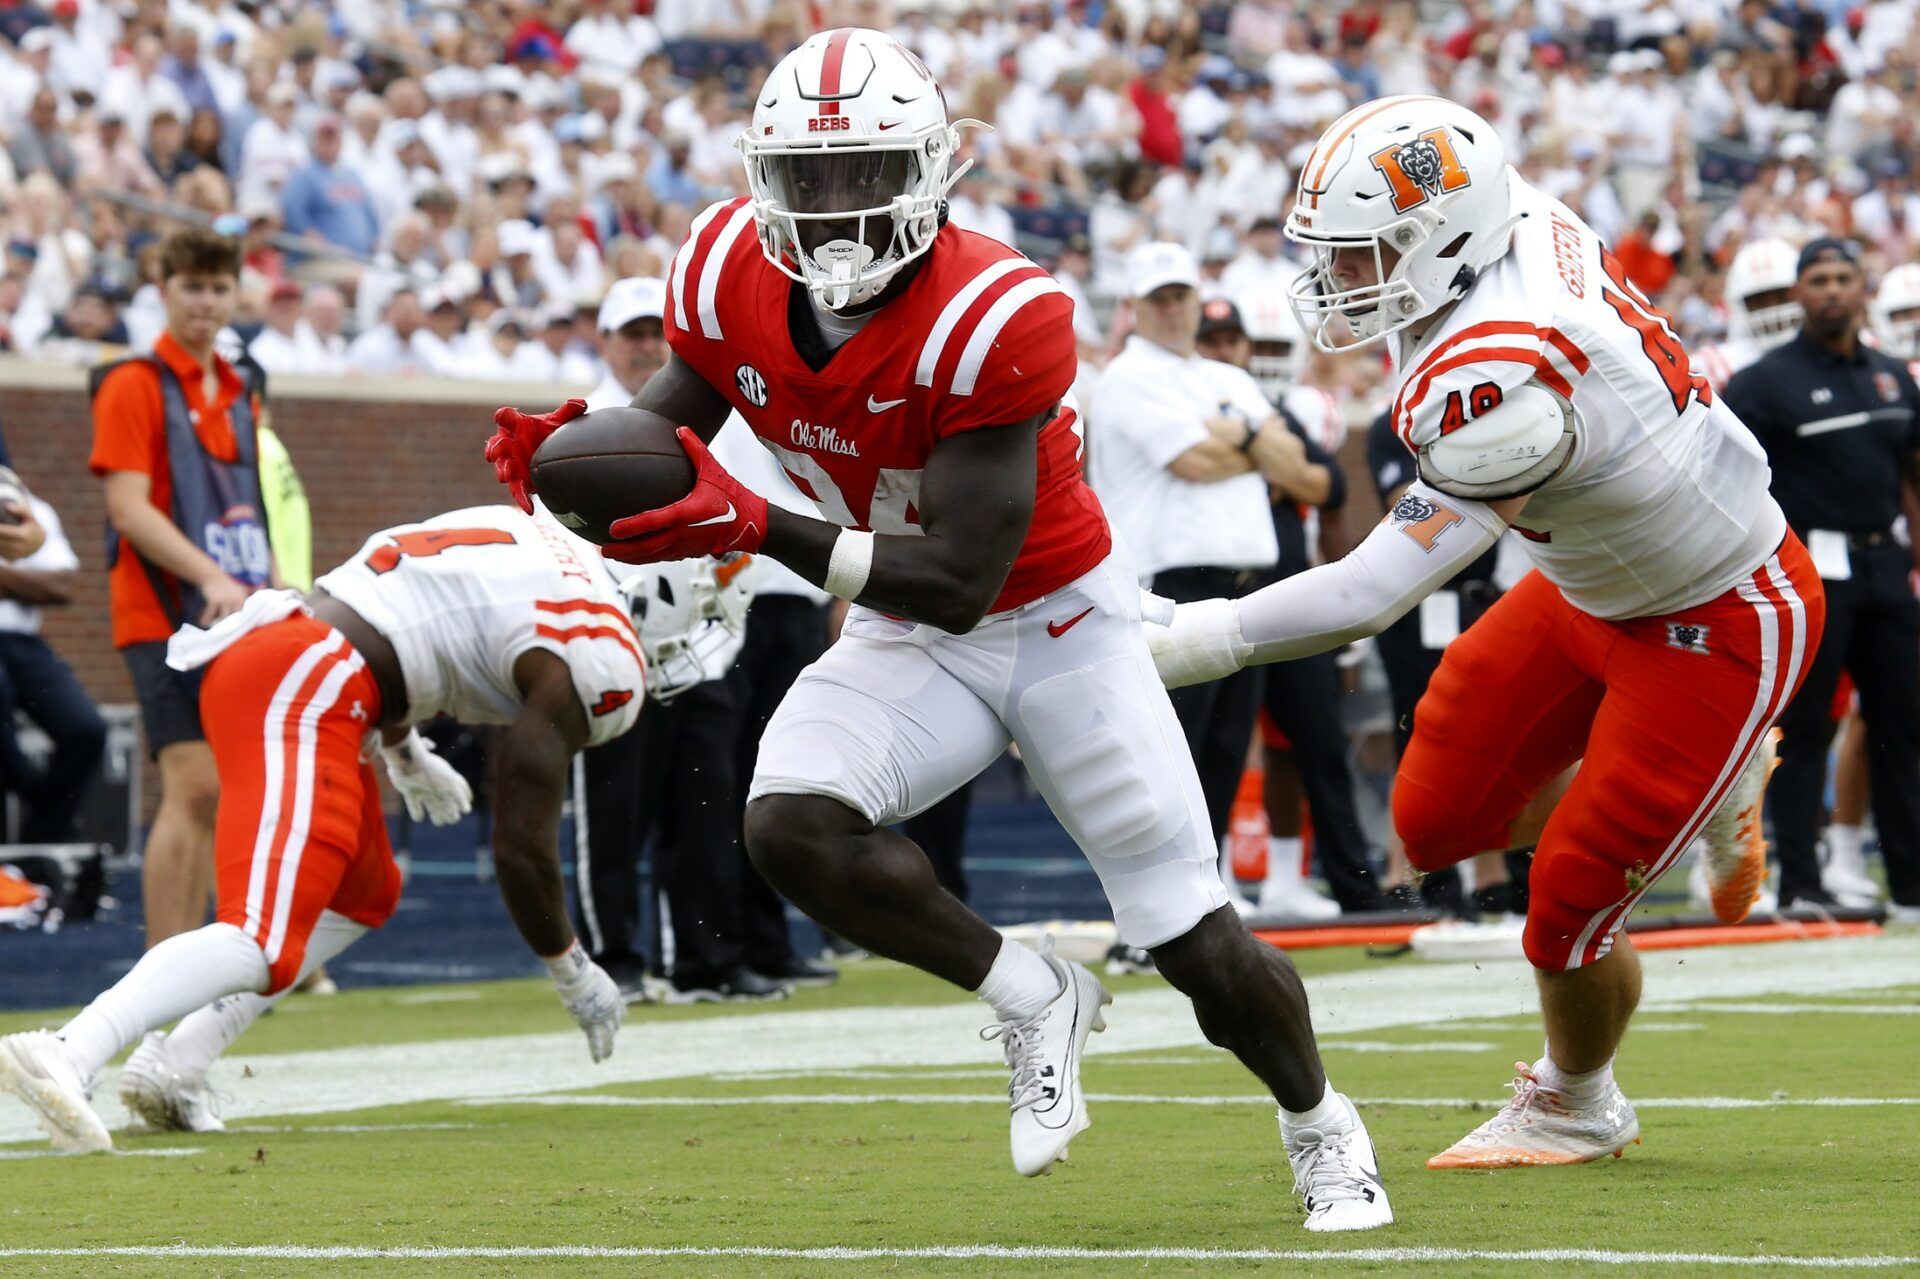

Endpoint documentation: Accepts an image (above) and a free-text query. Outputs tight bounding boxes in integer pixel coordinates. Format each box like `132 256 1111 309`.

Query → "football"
530 406 694 545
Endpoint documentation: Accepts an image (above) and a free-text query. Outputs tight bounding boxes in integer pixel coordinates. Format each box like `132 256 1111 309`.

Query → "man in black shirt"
1721 238 1920 916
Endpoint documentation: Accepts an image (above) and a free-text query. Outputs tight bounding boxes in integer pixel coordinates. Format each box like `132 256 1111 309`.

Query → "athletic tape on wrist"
823 528 875 601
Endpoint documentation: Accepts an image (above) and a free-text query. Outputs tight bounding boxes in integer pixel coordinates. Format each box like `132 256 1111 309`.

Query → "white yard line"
0 1244 1913 1268
0 1147 202 1160
1662 1002 1920 1015
3 934 1914 1145
464 1093 1920 1110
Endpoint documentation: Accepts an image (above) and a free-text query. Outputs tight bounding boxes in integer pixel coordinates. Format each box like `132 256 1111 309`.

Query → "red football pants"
1394 534 1825 970
204 615 400 993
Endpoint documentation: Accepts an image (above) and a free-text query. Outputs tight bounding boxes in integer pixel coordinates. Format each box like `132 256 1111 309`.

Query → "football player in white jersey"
1870 261 1920 374
1695 237 1803 392
1149 96 1827 1170
0 506 647 1150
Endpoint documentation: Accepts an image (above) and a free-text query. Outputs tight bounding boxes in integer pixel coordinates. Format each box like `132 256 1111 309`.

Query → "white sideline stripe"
465 1093 1920 1110
1319 1040 1498 1053
0 1147 202 1160
391 991 485 1005
0 1245 1913 1268
4 934 1914 1144
1669 1002 1920 1015
226 1123 491 1134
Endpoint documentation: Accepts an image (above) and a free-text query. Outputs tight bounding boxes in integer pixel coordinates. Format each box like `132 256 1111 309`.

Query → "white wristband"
823 528 875 601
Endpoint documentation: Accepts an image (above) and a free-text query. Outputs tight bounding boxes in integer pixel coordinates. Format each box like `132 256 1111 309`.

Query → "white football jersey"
1694 336 1768 395
1386 175 1785 620
315 505 645 745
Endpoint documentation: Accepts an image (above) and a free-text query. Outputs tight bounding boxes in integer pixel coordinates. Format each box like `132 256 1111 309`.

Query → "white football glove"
545 941 623 1063
1144 597 1254 689
378 729 474 826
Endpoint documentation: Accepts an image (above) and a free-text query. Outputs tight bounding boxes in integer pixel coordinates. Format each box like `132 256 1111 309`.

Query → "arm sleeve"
1235 480 1505 662
88 362 162 477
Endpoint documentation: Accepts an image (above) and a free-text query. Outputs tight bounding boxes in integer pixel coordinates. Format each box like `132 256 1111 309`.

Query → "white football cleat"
119 1032 226 1133
0 1031 111 1153
1284 1095 1393 1232
1428 1061 1640 1169
980 953 1110 1177
1698 731 1778 923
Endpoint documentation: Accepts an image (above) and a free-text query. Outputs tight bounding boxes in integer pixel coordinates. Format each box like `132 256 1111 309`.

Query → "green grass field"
3 933 1917 1278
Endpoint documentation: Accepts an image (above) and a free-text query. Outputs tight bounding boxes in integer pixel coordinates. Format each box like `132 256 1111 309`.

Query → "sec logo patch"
736 363 769 407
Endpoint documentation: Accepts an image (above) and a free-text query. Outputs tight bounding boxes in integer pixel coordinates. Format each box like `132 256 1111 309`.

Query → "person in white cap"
584 276 668 411
1089 239 1338 911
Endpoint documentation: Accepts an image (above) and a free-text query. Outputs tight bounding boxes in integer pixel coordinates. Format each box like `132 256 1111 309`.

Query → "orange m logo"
1369 128 1471 214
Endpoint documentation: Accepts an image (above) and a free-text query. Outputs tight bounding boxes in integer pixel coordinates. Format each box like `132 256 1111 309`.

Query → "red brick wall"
4 361 556 705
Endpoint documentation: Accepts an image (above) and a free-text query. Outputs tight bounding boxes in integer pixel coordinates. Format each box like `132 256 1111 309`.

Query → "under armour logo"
349 700 369 722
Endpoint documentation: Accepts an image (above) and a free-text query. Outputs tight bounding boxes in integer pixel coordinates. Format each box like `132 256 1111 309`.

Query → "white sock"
1534 1048 1614 1104
1279 1081 1348 1139
165 911 369 1080
59 923 268 1079
1264 836 1304 887
1827 824 1865 863
975 937 1063 1023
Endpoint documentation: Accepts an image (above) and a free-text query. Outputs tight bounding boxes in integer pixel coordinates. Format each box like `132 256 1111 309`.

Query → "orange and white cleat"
1428 1062 1640 1170
1698 729 1779 923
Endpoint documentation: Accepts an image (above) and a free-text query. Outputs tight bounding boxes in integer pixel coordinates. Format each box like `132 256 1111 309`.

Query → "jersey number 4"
368 528 517 574
1600 250 1710 416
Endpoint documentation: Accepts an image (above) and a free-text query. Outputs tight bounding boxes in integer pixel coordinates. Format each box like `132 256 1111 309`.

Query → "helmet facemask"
1731 285 1803 348
743 130 968 311
1285 210 1443 352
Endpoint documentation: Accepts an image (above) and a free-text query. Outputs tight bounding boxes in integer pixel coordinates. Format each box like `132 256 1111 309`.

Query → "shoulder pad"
1417 381 1575 501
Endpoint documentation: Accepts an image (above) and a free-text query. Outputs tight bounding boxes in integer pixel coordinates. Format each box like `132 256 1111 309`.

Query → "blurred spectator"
0 476 107 846
238 83 309 204
74 107 165 199
281 115 378 258
9 87 76 189
344 286 428 376
1614 210 1679 297
45 280 128 347
159 25 218 117
145 104 199 187
248 280 337 376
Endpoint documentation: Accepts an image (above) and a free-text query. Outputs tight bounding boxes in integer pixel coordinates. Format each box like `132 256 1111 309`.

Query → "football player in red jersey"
487 28 1391 1230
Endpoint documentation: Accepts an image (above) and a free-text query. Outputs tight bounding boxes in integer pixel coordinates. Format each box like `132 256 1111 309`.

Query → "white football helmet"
740 27 979 311
1871 262 1920 360
1286 96 1517 352
616 554 757 702
1724 238 1802 346
1237 289 1309 399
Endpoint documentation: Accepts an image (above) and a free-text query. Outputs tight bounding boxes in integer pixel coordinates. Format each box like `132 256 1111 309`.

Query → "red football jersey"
664 197 1110 614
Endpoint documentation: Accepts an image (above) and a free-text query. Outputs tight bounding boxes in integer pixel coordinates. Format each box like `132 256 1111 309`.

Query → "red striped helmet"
740 27 973 311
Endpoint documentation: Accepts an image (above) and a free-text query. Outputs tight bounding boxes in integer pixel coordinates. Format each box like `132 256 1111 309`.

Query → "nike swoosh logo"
1046 606 1095 638
690 503 736 528
877 121 902 131
867 395 907 412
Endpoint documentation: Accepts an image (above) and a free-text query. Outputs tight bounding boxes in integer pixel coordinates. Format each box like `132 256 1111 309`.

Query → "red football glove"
485 397 587 514
604 427 770 563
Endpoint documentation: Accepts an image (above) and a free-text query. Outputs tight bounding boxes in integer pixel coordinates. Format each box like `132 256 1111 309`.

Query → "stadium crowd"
0 0 1915 387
